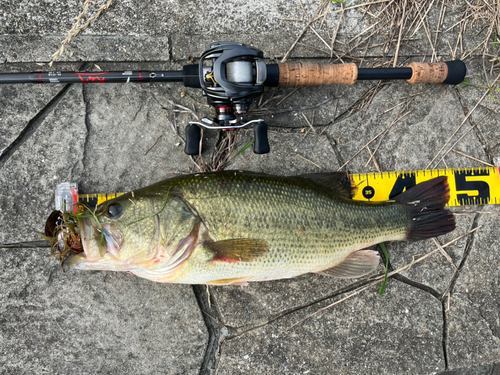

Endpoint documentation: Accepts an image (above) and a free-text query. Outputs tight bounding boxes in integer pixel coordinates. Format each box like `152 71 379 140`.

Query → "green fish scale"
169 172 408 283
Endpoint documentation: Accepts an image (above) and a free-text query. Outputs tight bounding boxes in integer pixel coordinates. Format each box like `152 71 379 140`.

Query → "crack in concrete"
392 274 442 300
391 271 448 369
167 36 174 62
439 211 482 371
0 83 74 169
441 212 482 299
80 84 92 176
0 62 89 169
131 99 145 123
441 299 449 369
324 132 347 169
192 285 229 375
384 272 449 370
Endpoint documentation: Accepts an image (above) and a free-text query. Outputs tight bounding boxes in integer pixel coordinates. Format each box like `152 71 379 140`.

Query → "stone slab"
0 63 81 152
0 75 207 374
447 205 500 369
0 251 207 374
218 281 444 375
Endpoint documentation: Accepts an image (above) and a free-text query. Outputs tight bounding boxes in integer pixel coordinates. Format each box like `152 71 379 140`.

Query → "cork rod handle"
277 62 358 87
407 62 449 84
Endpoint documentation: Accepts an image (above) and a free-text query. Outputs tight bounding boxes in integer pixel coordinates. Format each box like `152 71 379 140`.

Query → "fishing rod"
0 42 466 155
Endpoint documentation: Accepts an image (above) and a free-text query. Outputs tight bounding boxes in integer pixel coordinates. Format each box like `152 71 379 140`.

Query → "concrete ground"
1 1 499 374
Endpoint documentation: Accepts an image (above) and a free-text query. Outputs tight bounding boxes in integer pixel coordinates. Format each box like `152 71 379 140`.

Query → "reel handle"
253 122 270 154
184 125 201 155
274 60 466 87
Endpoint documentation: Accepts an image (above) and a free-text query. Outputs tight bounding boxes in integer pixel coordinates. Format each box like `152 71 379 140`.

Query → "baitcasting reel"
183 42 272 155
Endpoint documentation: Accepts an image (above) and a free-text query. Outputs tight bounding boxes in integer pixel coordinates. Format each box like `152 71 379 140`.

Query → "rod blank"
0 71 185 84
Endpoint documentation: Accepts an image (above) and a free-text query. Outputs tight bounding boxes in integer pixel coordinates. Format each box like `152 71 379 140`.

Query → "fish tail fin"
394 176 456 241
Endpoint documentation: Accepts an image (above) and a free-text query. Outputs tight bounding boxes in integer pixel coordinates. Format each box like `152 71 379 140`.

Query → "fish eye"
106 203 123 219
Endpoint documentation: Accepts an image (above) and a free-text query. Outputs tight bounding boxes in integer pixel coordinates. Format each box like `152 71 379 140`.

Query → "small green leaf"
379 242 389 295
233 141 254 158
489 93 500 104
492 29 499 46
457 79 472 88
330 0 346 3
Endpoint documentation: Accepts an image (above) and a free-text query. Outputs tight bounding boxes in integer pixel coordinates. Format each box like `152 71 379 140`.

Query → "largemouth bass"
64 171 455 285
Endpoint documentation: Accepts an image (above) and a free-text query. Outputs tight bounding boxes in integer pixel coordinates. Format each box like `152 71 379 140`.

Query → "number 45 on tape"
351 163 500 207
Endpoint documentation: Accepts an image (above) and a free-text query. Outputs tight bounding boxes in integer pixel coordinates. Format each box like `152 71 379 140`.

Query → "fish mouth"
66 216 125 270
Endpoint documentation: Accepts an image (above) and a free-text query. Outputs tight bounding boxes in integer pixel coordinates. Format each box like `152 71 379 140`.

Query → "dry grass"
50 0 114 66
289 0 499 71
200 131 239 172
451 0 500 62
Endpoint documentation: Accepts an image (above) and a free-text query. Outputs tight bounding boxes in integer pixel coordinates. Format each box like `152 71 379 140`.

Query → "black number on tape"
389 173 417 199
454 170 490 205
362 186 375 199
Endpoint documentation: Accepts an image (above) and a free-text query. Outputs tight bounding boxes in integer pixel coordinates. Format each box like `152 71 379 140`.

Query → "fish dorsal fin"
206 239 269 263
297 172 356 199
317 250 380 278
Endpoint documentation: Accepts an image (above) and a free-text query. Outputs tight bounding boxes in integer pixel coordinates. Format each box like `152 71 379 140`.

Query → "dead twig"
296 153 323 169
451 150 494 167
144 135 163 156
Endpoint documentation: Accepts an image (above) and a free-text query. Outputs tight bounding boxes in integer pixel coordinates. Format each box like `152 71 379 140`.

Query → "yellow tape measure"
78 167 500 208
351 167 500 206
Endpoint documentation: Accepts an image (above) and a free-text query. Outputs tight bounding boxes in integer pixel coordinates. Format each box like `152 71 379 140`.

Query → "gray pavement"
1 1 499 374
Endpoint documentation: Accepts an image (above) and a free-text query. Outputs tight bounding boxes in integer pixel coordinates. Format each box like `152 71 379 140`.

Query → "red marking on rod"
139 72 142 81
73 72 109 83
39 73 43 82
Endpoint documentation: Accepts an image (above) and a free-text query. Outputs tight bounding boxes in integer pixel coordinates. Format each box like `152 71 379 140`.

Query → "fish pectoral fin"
207 276 252 286
317 250 380 278
206 239 269 263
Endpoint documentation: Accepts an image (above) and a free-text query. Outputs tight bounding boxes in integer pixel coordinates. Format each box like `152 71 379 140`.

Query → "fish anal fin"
206 239 269 263
298 172 356 199
317 250 380 278
208 276 252 286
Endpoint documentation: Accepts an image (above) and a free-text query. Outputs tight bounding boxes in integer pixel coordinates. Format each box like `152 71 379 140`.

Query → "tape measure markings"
351 167 499 206
78 167 500 208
